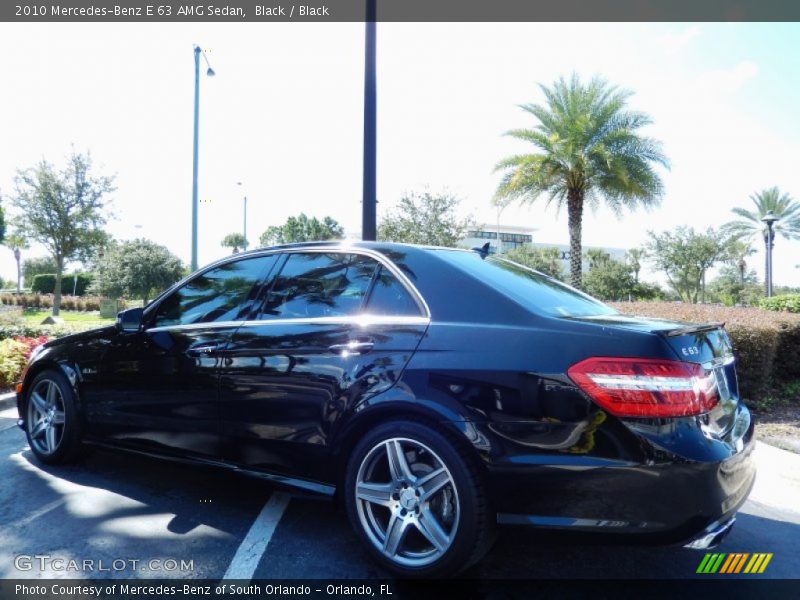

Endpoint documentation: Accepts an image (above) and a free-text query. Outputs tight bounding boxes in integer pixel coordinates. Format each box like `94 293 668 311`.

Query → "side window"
363 266 423 316
258 252 377 319
152 254 278 327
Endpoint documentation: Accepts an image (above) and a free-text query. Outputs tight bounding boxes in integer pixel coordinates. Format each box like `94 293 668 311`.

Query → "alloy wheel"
354 437 460 567
27 379 66 455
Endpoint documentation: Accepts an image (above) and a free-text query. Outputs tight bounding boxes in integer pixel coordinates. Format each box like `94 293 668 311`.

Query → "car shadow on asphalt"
1 443 282 578
4 438 798 580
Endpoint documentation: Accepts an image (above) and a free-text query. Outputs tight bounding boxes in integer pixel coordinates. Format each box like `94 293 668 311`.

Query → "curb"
0 392 17 411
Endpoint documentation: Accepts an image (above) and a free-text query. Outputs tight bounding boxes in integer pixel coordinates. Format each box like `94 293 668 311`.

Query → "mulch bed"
752 404 800 454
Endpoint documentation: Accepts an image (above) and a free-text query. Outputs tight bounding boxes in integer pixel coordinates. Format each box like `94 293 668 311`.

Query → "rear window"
363 266 422 316
435 250 617 318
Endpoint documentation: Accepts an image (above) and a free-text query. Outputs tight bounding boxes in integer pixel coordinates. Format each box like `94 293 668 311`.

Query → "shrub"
31 273 94 296
0 293 113 312
0 338 28 388
16 336 49 361
0 335 50 388
760 294 800 313
610 302 800 403
30 274 55 295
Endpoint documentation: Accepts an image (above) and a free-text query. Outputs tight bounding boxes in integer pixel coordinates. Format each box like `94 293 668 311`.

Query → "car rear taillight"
567 357 718 418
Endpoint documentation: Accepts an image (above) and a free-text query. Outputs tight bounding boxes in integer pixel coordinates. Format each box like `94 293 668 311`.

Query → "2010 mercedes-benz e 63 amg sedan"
16 242 755 576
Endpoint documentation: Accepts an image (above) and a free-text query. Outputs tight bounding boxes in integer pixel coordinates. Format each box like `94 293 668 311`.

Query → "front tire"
24 370 83 464
344 420 494 577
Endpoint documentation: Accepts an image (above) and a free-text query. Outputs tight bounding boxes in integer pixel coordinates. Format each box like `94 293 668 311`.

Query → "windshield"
435 250 618 318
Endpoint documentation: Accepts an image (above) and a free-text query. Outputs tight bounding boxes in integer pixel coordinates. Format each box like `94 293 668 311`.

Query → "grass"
22 309 113 327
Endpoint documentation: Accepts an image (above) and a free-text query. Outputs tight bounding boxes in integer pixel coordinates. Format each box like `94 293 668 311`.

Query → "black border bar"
3 0 800 23
3 579 800 600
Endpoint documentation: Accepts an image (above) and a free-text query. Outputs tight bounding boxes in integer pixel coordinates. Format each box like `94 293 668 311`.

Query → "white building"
459 226 630 272
459 225 535 254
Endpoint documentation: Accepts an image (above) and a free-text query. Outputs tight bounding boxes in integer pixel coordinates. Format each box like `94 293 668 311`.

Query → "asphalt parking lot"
1 407 798 581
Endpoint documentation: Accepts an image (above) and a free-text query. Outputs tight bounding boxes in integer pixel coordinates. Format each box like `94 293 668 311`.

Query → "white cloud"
659 25 703 54
696 60 759 95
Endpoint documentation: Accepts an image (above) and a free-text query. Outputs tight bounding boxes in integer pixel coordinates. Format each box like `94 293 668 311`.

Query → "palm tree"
722 187 800 294
494 74 668 288
5 233 29 294
626 248 646 283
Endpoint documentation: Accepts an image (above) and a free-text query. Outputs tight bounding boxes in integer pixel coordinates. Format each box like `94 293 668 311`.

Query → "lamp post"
191 45 215 272
761 210 779 297
495 204 506 255
361 0 377 241
237 181 248 251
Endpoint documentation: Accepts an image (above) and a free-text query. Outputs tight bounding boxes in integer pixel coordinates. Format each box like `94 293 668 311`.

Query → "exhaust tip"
684 517 736 550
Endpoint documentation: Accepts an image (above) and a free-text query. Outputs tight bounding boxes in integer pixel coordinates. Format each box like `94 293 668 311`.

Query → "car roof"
233 240 475 258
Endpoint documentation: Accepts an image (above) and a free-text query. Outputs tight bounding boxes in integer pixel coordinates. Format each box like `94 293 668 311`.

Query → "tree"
494 74 668 288
582 257 636 301
221 232 248 254
91 238 184 304
378 191 473 247
9 151 114 315
584 248 611 270
22 256 58 287
722 187 800 294
260 214 344 247
646 227 733 303
707 265 761 307
5 232 29 294
504 245 564 280
626 248 646 283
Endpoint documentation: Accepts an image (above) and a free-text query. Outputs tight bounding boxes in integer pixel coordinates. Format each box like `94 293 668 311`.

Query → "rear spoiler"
662 322 726 337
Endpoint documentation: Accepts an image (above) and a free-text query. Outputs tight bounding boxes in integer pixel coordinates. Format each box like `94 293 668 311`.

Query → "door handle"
186 342 221 356
329 340 374 356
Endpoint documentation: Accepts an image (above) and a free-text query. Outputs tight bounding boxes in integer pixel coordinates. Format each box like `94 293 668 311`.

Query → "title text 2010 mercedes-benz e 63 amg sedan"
16 242 755 577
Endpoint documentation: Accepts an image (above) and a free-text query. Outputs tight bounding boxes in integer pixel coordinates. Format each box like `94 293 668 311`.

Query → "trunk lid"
567 314 740 436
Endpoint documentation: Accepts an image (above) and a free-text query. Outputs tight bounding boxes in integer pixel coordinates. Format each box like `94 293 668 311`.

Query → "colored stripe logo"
696 553 772 574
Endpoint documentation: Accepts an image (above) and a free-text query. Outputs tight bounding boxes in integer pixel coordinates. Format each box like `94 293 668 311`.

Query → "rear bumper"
483 407 756 544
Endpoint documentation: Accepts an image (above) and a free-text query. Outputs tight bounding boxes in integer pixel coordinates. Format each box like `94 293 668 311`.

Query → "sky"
0 22 799 287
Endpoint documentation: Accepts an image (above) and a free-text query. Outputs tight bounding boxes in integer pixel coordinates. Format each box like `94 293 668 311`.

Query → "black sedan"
15 242 755 577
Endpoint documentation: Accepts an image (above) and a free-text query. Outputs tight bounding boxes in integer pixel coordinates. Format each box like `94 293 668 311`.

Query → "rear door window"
363 266 423 317
258 252 378 319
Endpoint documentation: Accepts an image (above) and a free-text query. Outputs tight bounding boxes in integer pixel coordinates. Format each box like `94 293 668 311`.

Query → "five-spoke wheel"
345 420 493 577
355 437 460 567
27 378 67 456
24 370 82 464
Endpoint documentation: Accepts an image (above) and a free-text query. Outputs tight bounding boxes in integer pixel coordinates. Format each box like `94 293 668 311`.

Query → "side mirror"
117 308 144 332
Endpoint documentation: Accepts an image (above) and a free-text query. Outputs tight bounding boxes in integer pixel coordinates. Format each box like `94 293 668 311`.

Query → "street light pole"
361 0 377 241
191 45 215 272
237 182 248 251
496 205 503 255
761 210 779 297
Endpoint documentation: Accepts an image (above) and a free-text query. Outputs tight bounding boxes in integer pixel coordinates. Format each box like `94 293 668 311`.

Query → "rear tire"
24 370 84 465
344 419 494 577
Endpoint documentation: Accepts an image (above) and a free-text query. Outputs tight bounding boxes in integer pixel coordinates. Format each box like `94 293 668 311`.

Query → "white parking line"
15 498 66 529
223 492 290 580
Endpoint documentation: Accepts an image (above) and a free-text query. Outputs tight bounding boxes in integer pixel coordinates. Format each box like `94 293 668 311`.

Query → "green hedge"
31 273 94 296
610 302 800 402
760 294 800 313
